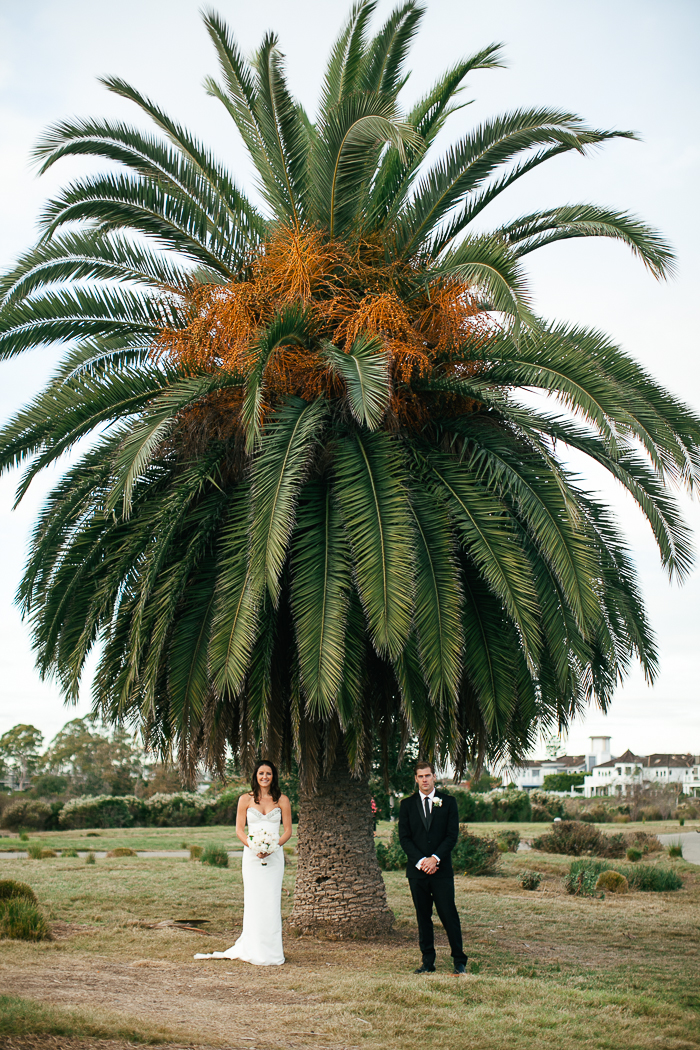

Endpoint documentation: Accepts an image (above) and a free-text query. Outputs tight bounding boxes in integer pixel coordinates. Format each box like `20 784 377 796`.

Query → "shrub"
519 871 542 890
568 859 611 879
488 789 532 823
189 845 203 860
530 791 566 819
38 849 58 859
629 831 662 854
61 848 79 858
25 843 45 860
542 772 586 793
201 844 228 868
532 821 603 856
564 868 601 897
0 898 51 941
59 795 142 830
666 842 683 859
375 825 407 871
0 880 37 904
626 847 642 862
613 813 631 823
85 852 96 865
452 826 500 876
595 870 629 894
625 864 682 892
531 805 553 822
105 847 137 858
596 832 628 859
451 791 493 823
145 792 211 828
579 803 612 823
2 800 53 832
496 830 520 853
673 803 697 821
639 806 664 822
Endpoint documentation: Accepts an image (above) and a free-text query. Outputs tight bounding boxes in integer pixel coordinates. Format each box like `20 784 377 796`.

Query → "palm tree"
1 2 698 935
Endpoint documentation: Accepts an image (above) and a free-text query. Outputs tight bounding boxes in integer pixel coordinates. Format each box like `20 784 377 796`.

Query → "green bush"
533 821 603 856
452 826 500 876
25 843 45 860
542 772 586 792
452 791 493 822
519 870 542 890
639 806 664 822
61 848 79 858
579 803 613 823
59 795 141 829
626 847 642 862
496 830 520 853
0 880 37 904
0 898 51 941
629 831 662 854
85 852 96 865
2 800 53 831
625 864 682 891
667 842 683 859
564 868 601 897
201 844 228 868
145 792 211 827
488 789 532 822
105 847 137 858
568 858 611 879
375 825 407 871
189 845 203 860
596 870 629 894
531 804 553 822
596 832 628 859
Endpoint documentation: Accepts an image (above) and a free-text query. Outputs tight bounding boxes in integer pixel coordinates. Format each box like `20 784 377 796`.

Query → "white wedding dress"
194 807 285 966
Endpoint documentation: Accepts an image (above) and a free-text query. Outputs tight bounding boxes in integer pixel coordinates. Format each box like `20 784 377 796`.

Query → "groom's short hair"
415 760 435 774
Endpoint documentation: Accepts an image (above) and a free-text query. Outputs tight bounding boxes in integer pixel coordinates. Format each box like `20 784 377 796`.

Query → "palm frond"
323 334 390 429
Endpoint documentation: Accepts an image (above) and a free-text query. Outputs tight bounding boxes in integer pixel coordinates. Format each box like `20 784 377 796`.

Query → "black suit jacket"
398 791 459 881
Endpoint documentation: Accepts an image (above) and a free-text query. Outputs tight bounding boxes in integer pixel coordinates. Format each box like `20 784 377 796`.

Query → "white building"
510 736 611 792
583 749 700 798
511 737 700 799
510 754 586 792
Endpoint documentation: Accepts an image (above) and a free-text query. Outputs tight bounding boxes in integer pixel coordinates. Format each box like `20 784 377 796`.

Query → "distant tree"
542 772 586 792
30 773 69 797
42 717 144 795
0 725 44 790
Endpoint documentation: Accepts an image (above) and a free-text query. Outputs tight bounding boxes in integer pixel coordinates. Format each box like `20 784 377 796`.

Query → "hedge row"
1 790 242 831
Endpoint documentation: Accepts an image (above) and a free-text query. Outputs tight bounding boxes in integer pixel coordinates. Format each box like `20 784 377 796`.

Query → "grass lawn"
0 828 698 1050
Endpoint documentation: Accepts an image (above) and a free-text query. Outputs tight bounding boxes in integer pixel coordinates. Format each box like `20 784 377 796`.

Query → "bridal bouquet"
247 826 280 865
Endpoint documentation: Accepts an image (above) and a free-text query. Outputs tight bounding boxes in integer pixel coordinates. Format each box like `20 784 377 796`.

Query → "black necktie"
424 796 431 821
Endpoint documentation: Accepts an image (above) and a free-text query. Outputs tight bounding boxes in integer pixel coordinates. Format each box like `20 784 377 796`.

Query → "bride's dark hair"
251 759 281 804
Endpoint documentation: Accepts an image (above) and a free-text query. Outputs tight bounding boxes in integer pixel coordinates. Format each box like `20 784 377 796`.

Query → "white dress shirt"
416 789 441 870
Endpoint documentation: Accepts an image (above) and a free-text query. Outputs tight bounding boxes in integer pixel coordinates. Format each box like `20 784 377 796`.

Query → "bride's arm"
235 793 251 848
278 795 293 847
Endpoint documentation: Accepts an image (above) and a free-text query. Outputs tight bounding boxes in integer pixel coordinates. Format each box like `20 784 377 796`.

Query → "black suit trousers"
408 876 466 967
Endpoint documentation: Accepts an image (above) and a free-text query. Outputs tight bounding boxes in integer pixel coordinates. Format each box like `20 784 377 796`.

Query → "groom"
398 761 467 975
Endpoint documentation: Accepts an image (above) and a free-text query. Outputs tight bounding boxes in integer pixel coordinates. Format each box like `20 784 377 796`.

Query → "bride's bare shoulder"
278 793 291 806
237 791 254 806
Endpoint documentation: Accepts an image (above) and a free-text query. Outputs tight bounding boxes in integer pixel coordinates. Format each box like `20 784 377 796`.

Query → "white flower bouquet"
247 826 280 865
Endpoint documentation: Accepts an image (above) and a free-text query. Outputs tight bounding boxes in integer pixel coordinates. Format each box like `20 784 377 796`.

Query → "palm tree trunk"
290 749 394 937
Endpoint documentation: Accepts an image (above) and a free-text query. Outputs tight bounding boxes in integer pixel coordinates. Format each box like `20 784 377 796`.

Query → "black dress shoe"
453 963 467 975
414 963 436 973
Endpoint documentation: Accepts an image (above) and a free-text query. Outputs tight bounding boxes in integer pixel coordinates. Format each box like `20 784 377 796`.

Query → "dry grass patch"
0 843 697 1049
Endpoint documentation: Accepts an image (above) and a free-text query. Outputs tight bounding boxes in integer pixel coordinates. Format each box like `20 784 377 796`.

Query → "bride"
195 759 292 966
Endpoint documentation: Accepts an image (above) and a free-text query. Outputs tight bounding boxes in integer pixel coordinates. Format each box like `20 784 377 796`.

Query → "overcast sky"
0 0 698 758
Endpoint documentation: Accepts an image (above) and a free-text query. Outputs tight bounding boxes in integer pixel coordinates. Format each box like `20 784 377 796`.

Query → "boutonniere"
432 797 443 807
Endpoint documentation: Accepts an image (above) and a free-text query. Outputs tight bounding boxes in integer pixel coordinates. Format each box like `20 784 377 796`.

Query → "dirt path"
0 956 359 1050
